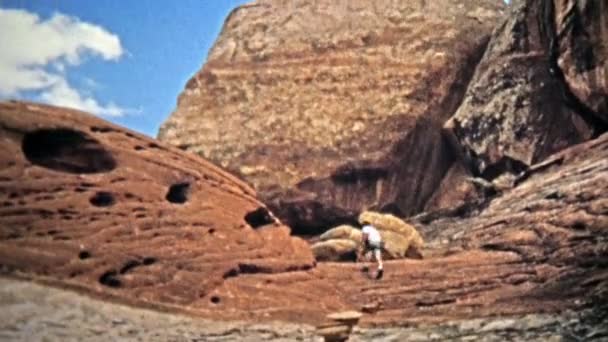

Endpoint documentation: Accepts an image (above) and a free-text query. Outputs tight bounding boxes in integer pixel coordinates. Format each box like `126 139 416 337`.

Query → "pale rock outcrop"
311 238 358 262
312 212 425 261
159 0 505 232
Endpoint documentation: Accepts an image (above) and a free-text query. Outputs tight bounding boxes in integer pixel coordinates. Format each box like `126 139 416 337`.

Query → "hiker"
359 221 384 279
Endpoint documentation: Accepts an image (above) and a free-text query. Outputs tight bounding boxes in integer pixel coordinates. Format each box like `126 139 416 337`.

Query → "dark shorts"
364 240 383 252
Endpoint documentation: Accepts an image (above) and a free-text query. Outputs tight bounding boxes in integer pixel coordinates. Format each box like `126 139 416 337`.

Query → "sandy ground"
0 277 320 342
1 276 603 341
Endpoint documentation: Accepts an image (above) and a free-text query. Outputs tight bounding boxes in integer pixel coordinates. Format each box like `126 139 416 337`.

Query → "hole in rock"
222 268 239 279
134 145 145 151
120 260 141 274
90 192 115 207
165 182 190 204
90 126 113 133
208 228 216 235
142 257 157 265
22 129 116 174
148 143 160 149
78 251 91 260
480 157 528 181
572 222 587 230
210 296 220 304
244 207 274 229
7 232 21 239
99 271 121 288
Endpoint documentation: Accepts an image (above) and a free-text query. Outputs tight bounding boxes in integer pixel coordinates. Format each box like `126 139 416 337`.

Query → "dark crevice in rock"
244 207 275 229
90 126 114 133
480 156 528 181
331 164 389 184
210 296 221 304
98 270 121 288
415 297 457 307
78 251 91 260
222 268 239 279
142 257 157 265
165 182 190 204
541 0 608 137
120 260 141 274
22 129 116 174
238 263 269 274
89 192 116 207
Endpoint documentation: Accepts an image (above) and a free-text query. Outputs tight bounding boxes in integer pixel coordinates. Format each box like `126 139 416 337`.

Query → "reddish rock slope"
1 101 606 330
0 101 321 319
158 0 505 233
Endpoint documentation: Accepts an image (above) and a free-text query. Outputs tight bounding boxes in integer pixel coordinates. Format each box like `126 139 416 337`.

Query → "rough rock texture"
445 0 608 180
555 0 608 123
310 238 358 262
159 0 505 233
3 102 606 333
0 101 321 322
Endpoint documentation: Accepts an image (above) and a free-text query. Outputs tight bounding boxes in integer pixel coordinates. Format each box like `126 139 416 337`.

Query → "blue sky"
0 1 249 137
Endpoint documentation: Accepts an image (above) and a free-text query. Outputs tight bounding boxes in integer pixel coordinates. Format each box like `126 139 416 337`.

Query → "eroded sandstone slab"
0 101 320 321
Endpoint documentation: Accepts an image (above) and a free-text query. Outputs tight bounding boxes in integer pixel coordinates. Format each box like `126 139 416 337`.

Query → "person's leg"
374 248 383 270
364 250 372 262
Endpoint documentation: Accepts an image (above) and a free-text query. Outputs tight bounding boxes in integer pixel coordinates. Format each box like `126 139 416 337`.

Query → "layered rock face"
159 0 505 233
446 0 608 179
1 103 606 333
0 101 321 321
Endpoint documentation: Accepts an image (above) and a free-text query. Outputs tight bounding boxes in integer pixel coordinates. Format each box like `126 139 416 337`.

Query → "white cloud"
0 8 133 117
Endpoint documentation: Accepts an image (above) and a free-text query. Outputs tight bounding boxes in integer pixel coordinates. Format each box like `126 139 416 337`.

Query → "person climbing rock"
359 221 384 279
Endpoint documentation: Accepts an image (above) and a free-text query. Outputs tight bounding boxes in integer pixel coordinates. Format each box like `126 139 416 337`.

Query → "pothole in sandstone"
244 207 275 229
89 191 116 207
165 182 190 204
99 270 121 288
22 128 116 174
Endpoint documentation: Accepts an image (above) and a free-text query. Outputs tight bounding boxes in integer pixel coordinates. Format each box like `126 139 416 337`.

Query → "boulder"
159 0 505 232
311 239 358 262
319 225 362 242
358 211 424 251
316 215 425 261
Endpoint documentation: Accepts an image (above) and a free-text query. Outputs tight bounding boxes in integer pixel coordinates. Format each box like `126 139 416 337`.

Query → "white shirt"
362 225 382 244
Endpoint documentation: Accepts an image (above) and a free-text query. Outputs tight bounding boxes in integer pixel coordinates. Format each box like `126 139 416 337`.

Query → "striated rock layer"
2 101 606 331
159 0 505 233
0 101 324 321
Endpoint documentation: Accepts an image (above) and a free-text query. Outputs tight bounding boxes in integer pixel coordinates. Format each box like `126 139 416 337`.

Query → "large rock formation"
445 0 608 180
0 101 321 321
159 0 505 233
1 102 606 335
